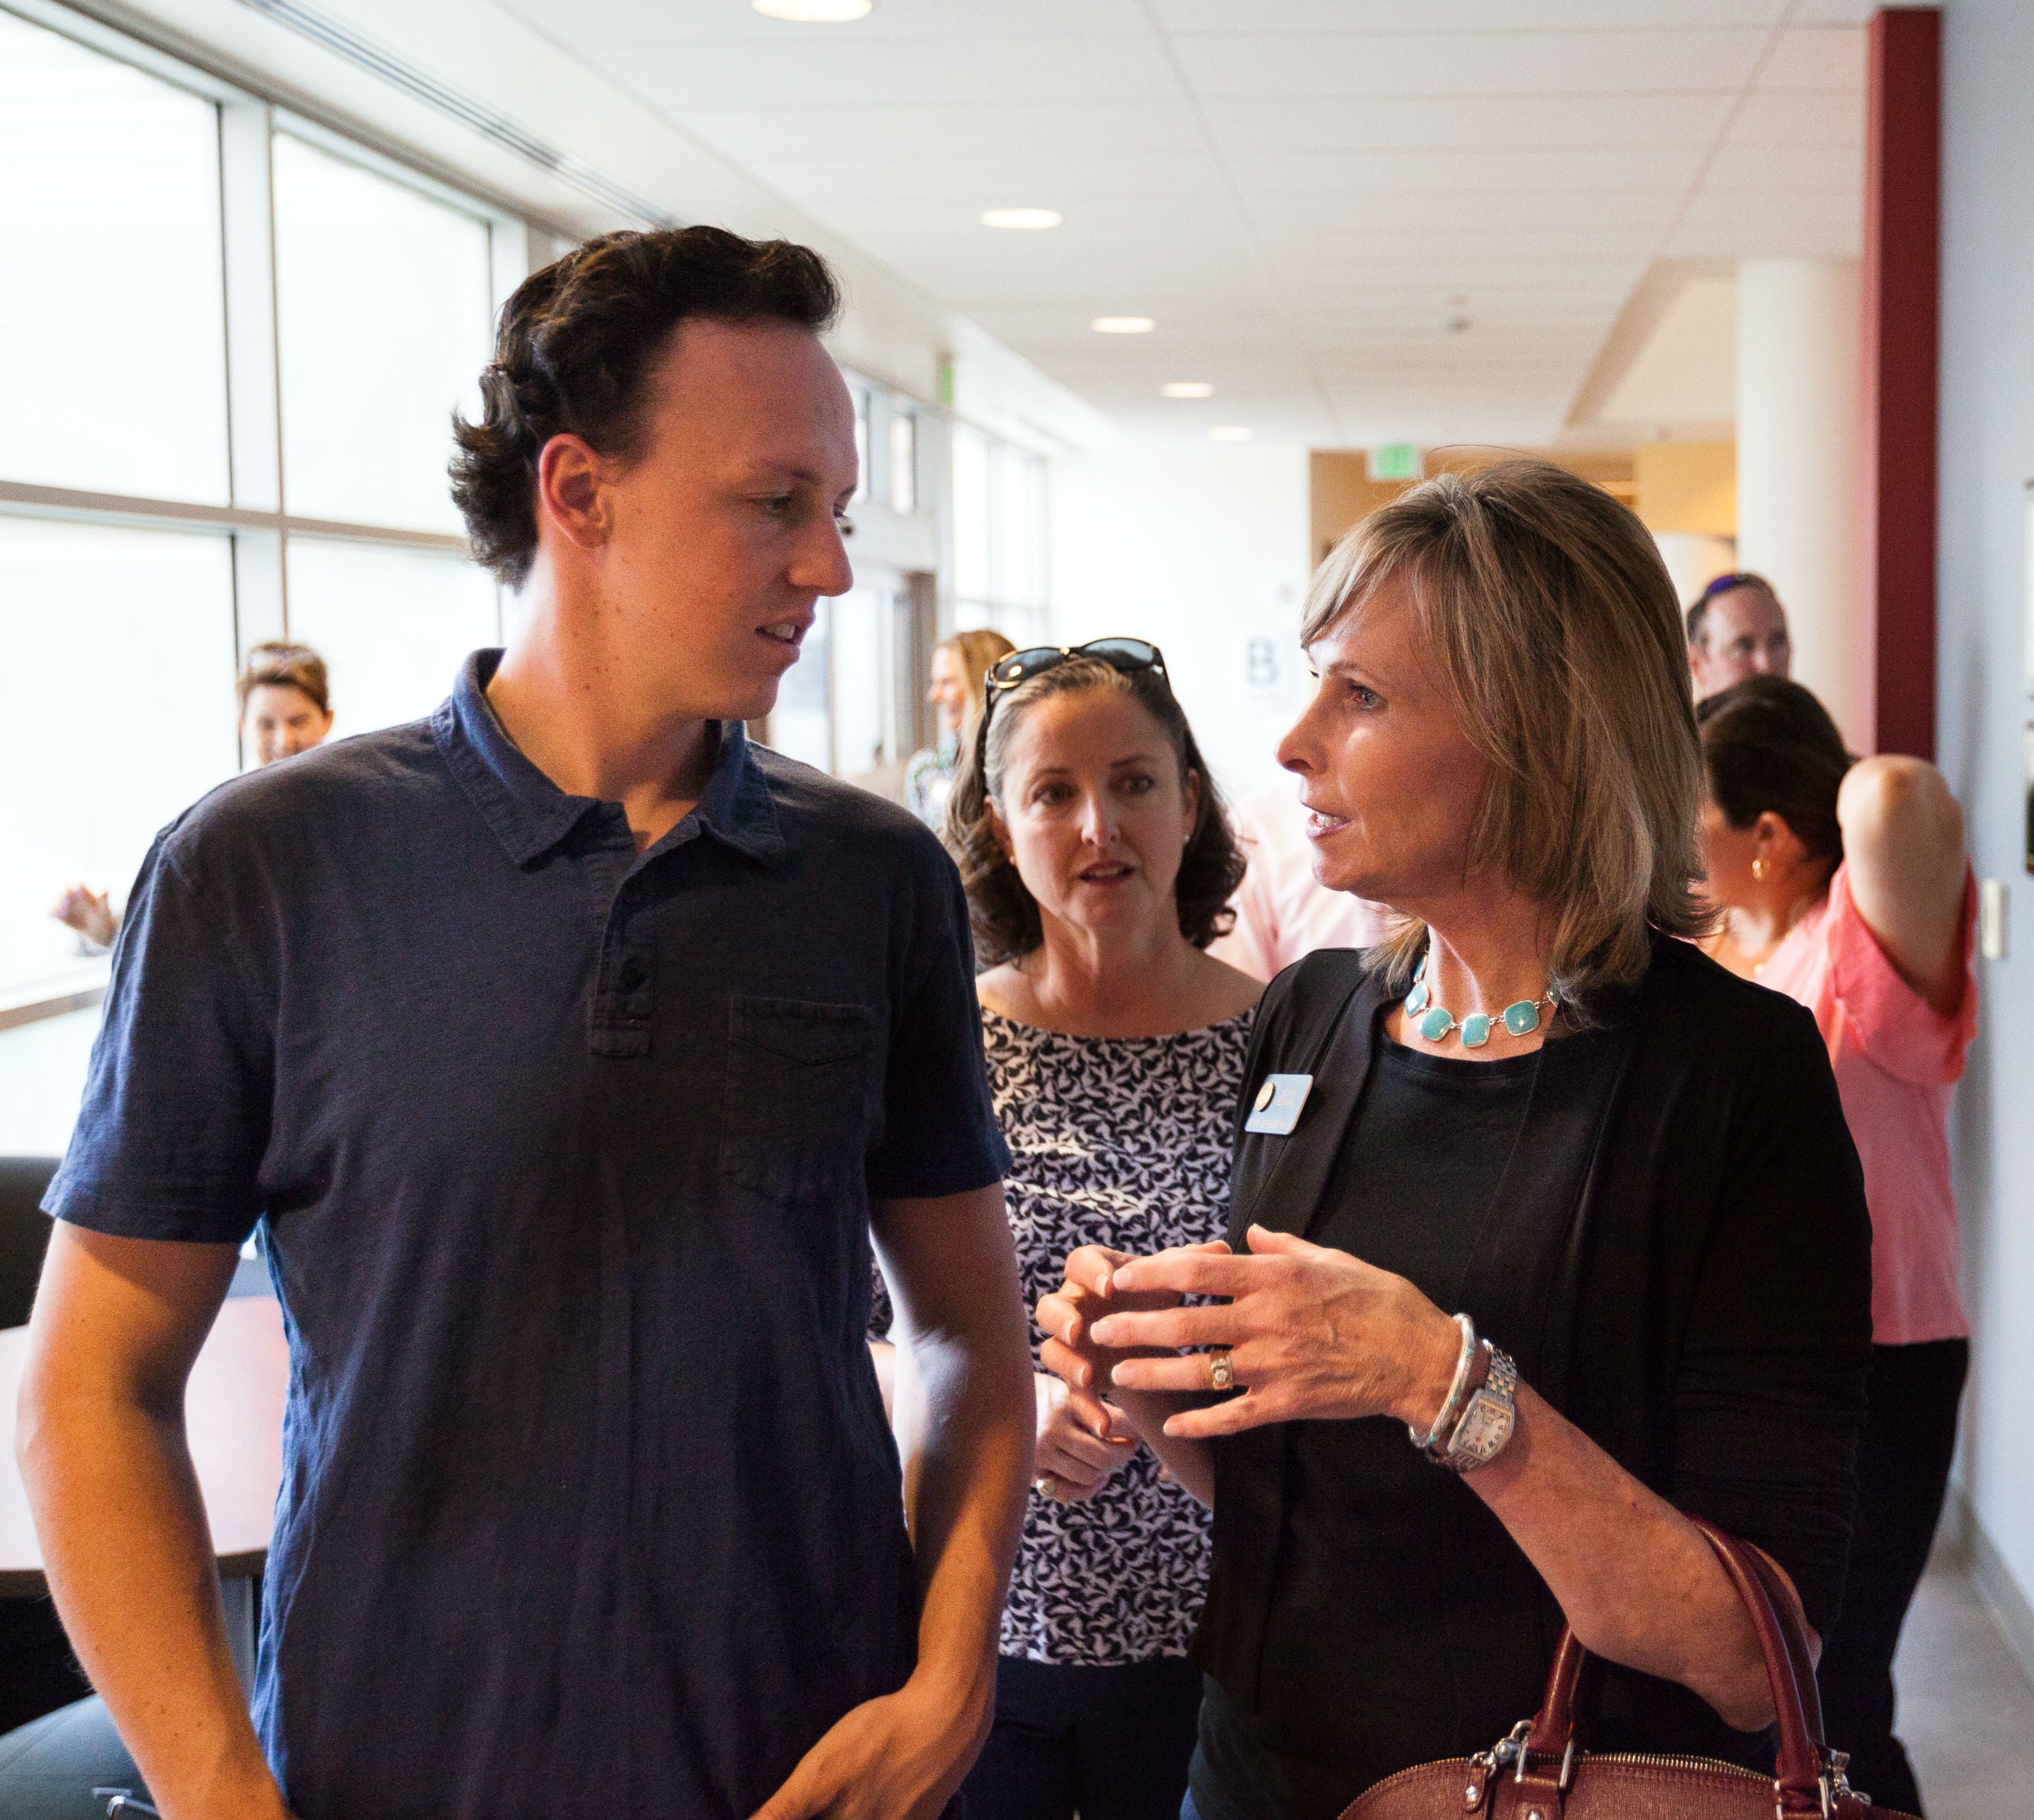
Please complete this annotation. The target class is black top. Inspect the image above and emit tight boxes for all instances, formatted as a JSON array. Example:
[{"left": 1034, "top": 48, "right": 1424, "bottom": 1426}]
[
  {"left": 1189, "top": 941, "right": 1873, "bottom": 1820},
  {"left": 47, "top": 651, "right": 1010, "bottom": 1820},
  {"left": 1199, "top": 1034, "right": 1540, "bottom": 1816}
]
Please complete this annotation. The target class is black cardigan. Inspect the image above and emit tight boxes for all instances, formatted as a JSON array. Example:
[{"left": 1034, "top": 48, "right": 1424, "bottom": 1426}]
[{"left": 1190, "top": 934, "right": 1874, "bottom": 1775}]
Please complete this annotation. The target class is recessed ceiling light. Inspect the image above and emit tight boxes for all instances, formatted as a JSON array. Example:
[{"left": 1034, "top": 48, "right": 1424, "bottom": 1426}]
[
  {"left": 752, "top": 0, "right": 871, "bottom": 19},
  {"left": 980, "top": 207, "right": 1062, "bottom": 231},
  {"left": 1209, "top": 426, "right": 1253, "bottom": 442},
  {"left": 1160, "top": 381, "right": 1214, "bottom": 399},
  {"left": 1091, "top": 315, "right": 1155, "bottom": 334}
]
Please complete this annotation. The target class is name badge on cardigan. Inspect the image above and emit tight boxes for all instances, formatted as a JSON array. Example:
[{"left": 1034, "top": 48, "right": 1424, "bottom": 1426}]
[{"left": 1245, "top": 1073, "right": 1314, "bottom": 1135}]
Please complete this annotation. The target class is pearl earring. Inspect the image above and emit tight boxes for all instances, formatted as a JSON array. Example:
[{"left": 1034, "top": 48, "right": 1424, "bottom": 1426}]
[{"left": 1752, "top": 857, "right": 1766, "bottom": 882}]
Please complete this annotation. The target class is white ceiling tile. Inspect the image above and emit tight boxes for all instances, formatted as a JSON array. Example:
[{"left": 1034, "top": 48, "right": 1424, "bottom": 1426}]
[
  {"left": 1225, "top": 144, "right": 1707, "bottom": 194},
  {"left": 1722, "top": 88, "right": 1865, "bottom": 147},
  {"left": 1245, "top": 188, "right": 1674, "bottom": 232},
  {"left": 1200, "top": 91, "right": 1735, "bottom": 152},
  {"left": 1260, "top": 224, "right": 1663, "bottom": 266},
  {"left": 501, "top": 0, "right": 1153, "bottom": 47},
  {"left": 574, "top": 35, "right": 1177, "bottom": 111},
  {"left": 1702, "top": 140, "right": 1861, "bottom": 188},
  {"left": 1668, "top": 185, "right": 1863, "bottom": 258},
  {"left": 492, "top": 0, "right": 1877, "bottom": 447},
  {"left": 1755, "top": 25, "right": 1868, "bottom": 92},
  {"left": 667, "top": 100, "right": 1207, "bottom": 161},
  {"left": 744, "top": 150, "right": 1228, "bottom": 205},
  {"left": 1170, "top": 29, "right": 1764, "bottom": 100},
  {"left": 1153, "top": 2, "right": 1788, "bottom": 29},
  {"left": 1783, "top": 0, "right": 1890, "bottom": 25}
]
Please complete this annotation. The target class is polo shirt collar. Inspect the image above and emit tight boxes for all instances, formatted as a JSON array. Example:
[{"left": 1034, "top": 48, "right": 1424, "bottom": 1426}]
[{"left": 435, "top": 649, "right": 788, "bottom": 870}]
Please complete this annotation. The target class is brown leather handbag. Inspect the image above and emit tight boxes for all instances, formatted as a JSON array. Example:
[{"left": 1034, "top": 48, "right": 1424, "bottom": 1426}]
[{"left": 1340, "top": 1521, "right": 1913, "bottom": 1820}]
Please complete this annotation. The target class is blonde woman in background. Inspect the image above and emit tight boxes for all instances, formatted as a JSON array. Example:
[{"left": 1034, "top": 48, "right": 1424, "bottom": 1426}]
[
  {"left": 50, "top": 642, "right": 334, "bottom": 951},
  {"left": 906, "top": 627, "right": 1015, "bottom": 828}
]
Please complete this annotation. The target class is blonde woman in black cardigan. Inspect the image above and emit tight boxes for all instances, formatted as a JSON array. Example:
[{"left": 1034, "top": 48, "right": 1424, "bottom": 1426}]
[{"left": 1038, "top": 460, "right": 1873, "bottom": 1820}]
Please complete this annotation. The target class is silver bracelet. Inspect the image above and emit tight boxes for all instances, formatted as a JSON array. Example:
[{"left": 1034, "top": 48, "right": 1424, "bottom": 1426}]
[{"left": 1407, "top": 1313, "right": 1477, "bottom": 1454}]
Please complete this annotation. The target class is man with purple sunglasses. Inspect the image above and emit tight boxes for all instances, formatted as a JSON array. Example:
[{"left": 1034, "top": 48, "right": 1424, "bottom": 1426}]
[{"left": 1687, "top": 571, "right": 1793, "bottom": 700}]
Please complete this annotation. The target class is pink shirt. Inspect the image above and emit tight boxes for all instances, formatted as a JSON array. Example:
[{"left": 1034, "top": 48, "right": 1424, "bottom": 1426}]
[
  {"left": 1209, "top": 788, "right": 1393, "bottom": 983},
  {"left": 1757, "top": 862, "right": 1978, "bottom": 1346}
]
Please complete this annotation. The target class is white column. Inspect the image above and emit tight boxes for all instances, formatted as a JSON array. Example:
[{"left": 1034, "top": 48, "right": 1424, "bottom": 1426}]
[{"left": 1735, "top": 257, "right": 1870, "bottom": 750}]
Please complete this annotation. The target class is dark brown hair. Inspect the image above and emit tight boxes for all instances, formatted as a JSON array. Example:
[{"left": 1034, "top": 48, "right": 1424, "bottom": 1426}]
[
  {"left": 1697, "top": 674, "right": 1852, "bottom": 866},
  {"left": 237, "top": 641, "right": 330, "bottom": 714},
  {"left": 450, "top": 227, "right": 841, "bottom": 587},
  {"left": 946, "top": 657, "right": 1245, "bottom": 966}
]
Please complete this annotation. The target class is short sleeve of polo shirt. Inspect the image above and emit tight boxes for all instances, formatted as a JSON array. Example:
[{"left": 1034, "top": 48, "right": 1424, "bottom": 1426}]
[
  {"left": 46, "top": 829, "right": 273, "bottom": 1247},
  {"left": 862, "top": 841, "right": 1009, "bottom": 1202}
]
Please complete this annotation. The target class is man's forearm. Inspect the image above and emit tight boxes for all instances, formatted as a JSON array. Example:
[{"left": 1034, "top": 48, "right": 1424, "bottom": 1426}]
[{"left": 20, "top": 1387, "right": 286, "bottom": 1819}]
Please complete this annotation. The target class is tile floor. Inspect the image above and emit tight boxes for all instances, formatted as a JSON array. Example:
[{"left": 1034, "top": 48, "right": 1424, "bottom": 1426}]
[{"left": 1895, "top": 1566, "right": 2034, "bottom": 1815}]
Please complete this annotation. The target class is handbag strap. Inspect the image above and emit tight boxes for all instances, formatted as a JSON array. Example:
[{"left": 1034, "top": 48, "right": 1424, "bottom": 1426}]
[{"left": 1516, "top": 1520, "right": 1845, "bottom": 1816}]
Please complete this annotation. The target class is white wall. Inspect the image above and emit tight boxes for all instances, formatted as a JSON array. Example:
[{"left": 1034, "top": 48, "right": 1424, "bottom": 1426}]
[
  {"left": 1938, "top": 0, "right": 2034, "bottom": 1659},
  {"left": 1048, "top": 446, "right": 1312, "bottom": 815}
]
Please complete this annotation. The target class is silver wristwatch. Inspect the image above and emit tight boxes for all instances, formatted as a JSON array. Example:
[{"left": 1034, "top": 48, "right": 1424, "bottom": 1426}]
[{"left": 1442, "top": 1344, "right": 1518, "bottom": 1473}]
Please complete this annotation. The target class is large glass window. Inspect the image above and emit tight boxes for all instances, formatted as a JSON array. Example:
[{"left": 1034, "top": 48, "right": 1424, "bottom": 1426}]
[
  {"left": 273, "top": 133, "right": 492, "bottom": 533},
  {"left": 0, "top": 517, "right": 238, "bottom": 1000},
  {"left": 951, "top": 425, "right": 1047, "bottom": 648},
  {"left": 0, "top": 8, "right": 517, "bottom": 1154},
  {"left": 286, "top": 539, "right": 501, "bottom": 736},
  {"left": 0, "top": 8, "right": 229, "bottom": 503}
]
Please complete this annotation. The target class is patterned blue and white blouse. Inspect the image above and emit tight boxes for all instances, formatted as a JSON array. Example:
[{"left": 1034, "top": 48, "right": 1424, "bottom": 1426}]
[{"left": 986, "top": 1005, "right": 1253, "bottom": 1664}]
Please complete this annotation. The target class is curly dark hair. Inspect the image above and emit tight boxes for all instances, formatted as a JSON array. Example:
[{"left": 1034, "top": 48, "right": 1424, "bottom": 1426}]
[
  {"left": 946, "top": 655, "right": 1246, "bottom": 966},
  {"left": 450, "top": 226, "right": 841, "bottom": 587}
]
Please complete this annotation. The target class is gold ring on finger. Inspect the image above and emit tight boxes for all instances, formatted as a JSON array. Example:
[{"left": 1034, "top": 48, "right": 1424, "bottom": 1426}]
[{"left": 1208, "top": 1347, "right": 1235, "bottom": 1392}]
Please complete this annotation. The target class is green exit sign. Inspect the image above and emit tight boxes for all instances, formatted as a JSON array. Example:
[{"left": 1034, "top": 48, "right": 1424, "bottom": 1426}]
[{"left": 1368, "top": 442, "right": 1422, "bottom": 482}]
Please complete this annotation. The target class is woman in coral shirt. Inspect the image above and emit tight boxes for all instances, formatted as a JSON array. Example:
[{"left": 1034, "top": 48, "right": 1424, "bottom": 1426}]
[{"left": 1698, "top": 676, "right": 1975, "bottom": 1818}]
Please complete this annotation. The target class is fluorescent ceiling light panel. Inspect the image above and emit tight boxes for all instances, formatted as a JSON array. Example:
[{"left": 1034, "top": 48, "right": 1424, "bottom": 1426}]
[
  {"left": 751, "top": 0, "right": 872, "bottom": 19},
  {"left": 1092, "top": 316, "right": 1156, "bottom": 334},
  {"left": 1209, "top": 426, "right": 1253, "bottom": 442},
  {"left": 1161, "top": 382, "right": 1215, "bottom": 399},
  {"left": 980, "top": 207, "right": 1062, "bottom": 230}
]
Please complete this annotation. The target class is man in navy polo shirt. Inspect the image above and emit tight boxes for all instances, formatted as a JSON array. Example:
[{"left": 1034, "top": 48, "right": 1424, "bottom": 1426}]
[{"left": 19, "top": 228, "right": 1032, "bottom": 1819}]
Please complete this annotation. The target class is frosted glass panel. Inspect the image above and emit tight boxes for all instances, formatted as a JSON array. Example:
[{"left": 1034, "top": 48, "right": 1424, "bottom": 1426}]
[
  {"left": 0, "top": 519, "right": 238, "bottom": 999},
  {"left": 0, "top": 1006, "right": 103, "bottom": 1158},
  {"left": 953, "top": 428, "right": 991, "bottom": 604},
  {"left": 286, "top": 539, "right": 499, "bottom": 737},
  {"left": 770, "top": 599, "right": 832, "bottom": 772},
  {"left": 273, "top": 135, "right": 492, "bottom": 533},
  {"left": 0, "top": 10, "right": 229, "bottom": 503},
  {"left": 832, "top": 586, "right": 886, "bottom": 779},
  {"left": 997, "top": 449, "right": 1044, "bottom": 609}
]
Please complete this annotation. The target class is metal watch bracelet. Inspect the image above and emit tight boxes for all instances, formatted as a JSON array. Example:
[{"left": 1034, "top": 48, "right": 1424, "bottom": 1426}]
[
  {"left": 1407, "top": 1313, "right": 1478, "bottom": 1454},
  {"left": 1440, "top": 1344, "right": 1519, "bottom": 1473}
]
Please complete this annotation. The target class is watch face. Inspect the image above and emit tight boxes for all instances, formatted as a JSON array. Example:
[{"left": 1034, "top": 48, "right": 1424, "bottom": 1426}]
[{"left": 1450, "top": 1389, "right": 1514, "bottom": 1467}]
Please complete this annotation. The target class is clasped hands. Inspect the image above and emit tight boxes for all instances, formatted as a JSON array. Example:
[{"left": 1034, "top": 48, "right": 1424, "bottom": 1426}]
[{"left": 1035, "top": 1225, "right": 1465, "bottom": 1442}]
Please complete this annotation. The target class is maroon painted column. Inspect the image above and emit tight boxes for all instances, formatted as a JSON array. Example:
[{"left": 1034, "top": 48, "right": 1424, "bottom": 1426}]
[{"left": 1861, "top": 7, "right": 1942, "bottom": 760}]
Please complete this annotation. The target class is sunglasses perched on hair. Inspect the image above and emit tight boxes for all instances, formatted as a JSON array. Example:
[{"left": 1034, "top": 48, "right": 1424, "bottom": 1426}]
[{"left": 977, "top": 638, "right": 1169, "bottom": 741}]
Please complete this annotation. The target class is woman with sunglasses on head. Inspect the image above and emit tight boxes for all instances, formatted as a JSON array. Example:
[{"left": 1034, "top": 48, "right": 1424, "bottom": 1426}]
[
  {"left": 1035, "top": 463, "right": 1874, "bottom": 1820},
  {"left": 1697, "top": 676, "right": 1975, "bottom": 1817},
  {"left": 921, "top": 637, "right": 1258, "bottom": 1820}
]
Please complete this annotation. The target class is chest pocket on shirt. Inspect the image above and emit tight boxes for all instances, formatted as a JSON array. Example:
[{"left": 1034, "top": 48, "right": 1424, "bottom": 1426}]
[{"left": 720, "top": 996, "right": 881, "bottom": 1201}]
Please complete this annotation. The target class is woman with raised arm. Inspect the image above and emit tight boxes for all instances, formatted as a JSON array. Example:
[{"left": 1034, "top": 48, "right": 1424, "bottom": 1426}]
[
  {"left": 1035, "top": 460, "right": 1874, "bottom": 1820},
  {"left": 880, "top": 638, "right": 1258, "bottom": 1820},
  {"left": 1698, "top": 675, "right": 1976, "bottom": 1817}
]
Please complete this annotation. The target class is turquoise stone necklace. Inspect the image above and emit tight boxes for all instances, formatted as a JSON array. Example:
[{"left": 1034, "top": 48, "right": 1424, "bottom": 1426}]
[{"left": 1403, "top": 947, "right": 1557, "bottom": 1050}]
